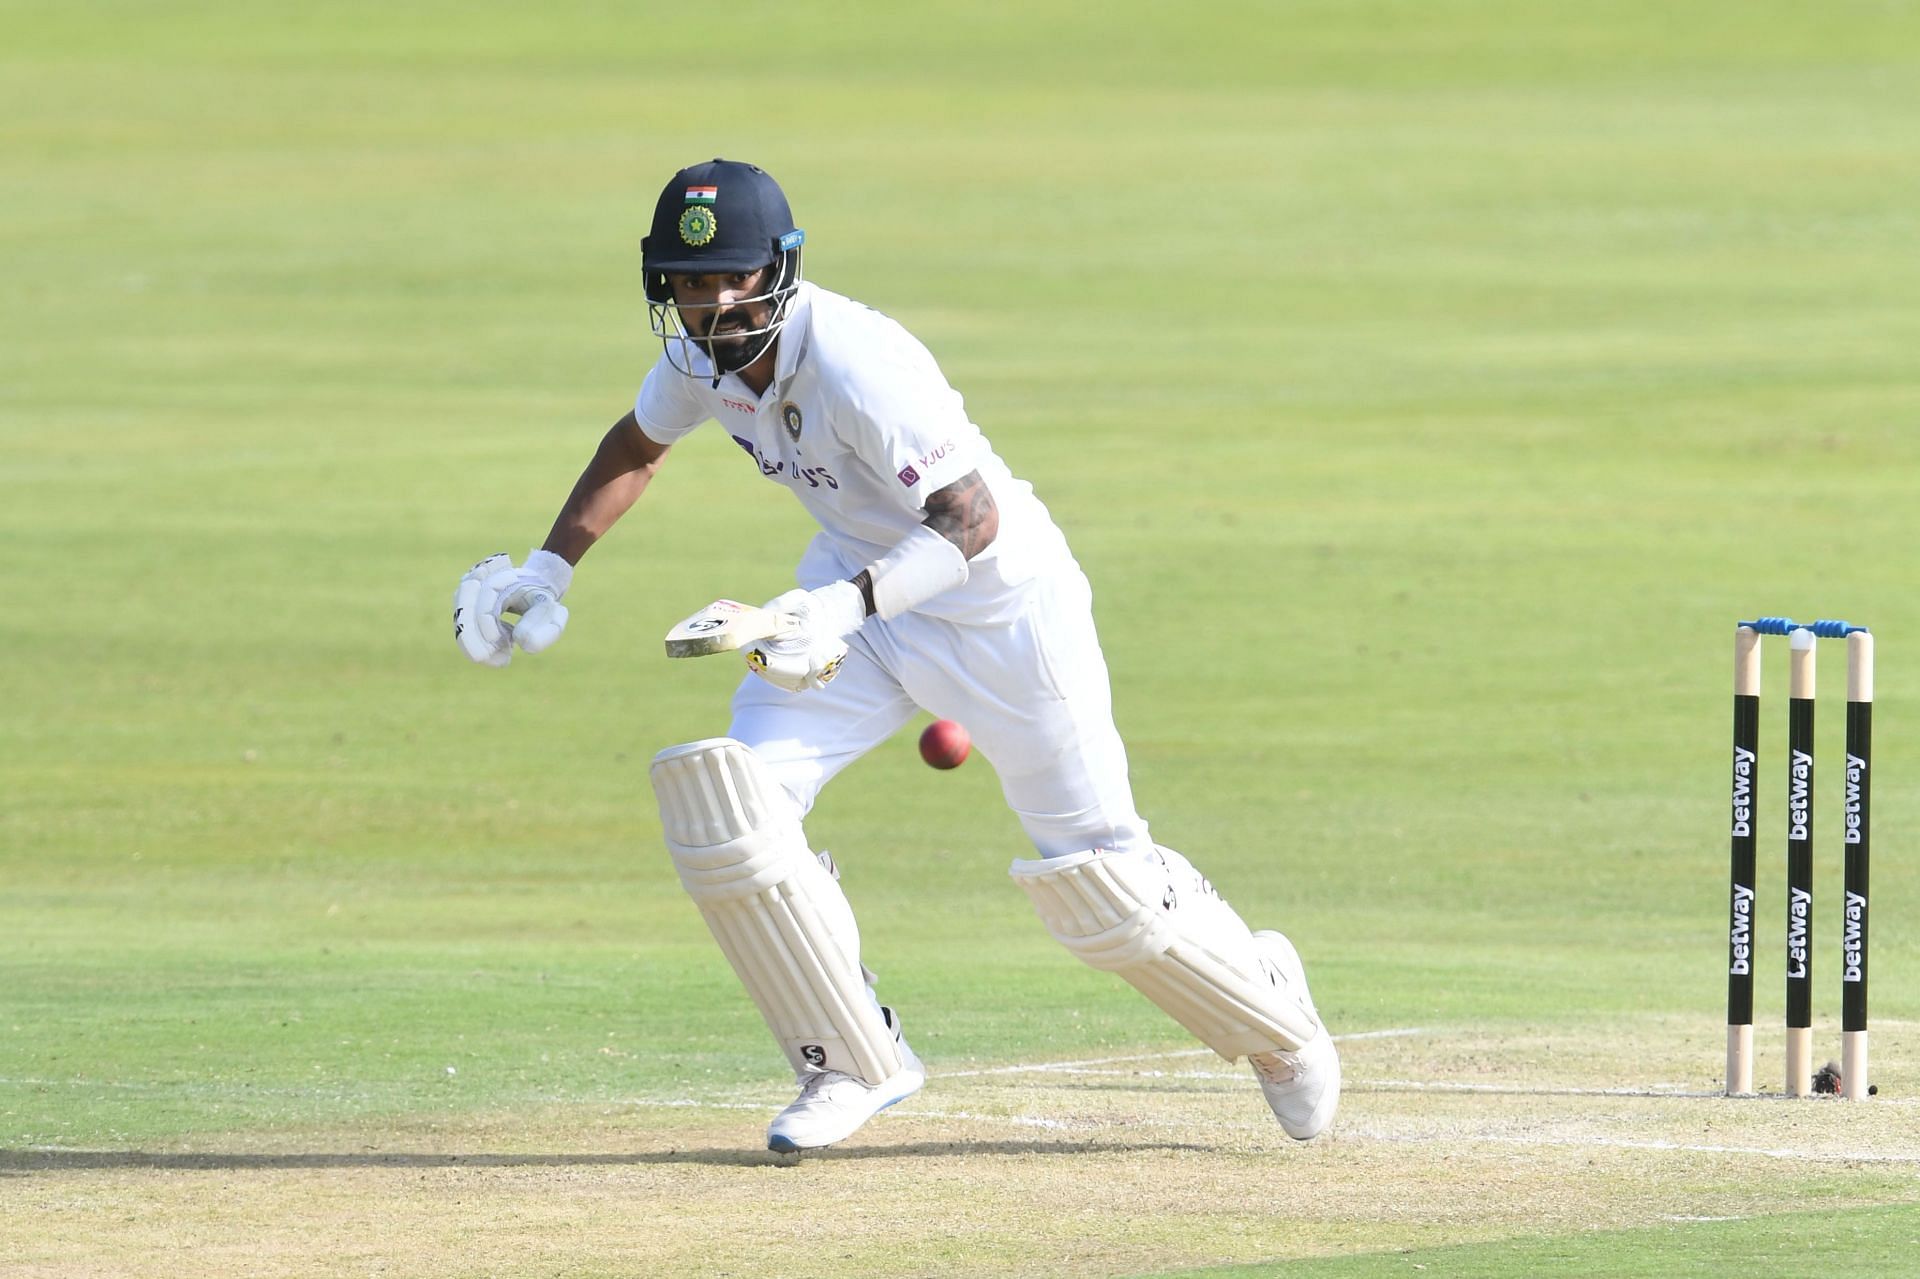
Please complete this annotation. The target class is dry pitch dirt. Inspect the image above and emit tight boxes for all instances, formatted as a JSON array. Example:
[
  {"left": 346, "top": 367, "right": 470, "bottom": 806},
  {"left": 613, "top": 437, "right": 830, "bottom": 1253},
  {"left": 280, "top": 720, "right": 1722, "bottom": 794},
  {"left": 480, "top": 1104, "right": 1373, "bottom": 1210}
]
[{"left": 5, "top": 1019, "right": 1918, "bottom": 1278}]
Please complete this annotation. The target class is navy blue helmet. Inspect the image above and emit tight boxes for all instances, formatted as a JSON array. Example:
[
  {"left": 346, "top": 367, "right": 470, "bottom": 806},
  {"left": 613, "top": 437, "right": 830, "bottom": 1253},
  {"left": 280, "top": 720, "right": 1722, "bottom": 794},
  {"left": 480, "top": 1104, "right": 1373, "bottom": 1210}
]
[{"left": 642, "top": 159, "right": 805, "bottom": 381}]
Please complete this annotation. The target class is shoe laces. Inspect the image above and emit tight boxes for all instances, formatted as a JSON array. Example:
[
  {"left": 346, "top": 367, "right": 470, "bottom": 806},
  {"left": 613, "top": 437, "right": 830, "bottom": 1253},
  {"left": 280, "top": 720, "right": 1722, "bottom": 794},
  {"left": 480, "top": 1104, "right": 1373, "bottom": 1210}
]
[
  {"left": 793, "top": 1070, "right": 861, "bottom": 1104},
  {"left": 1249, "top": 1050, "right": 1302, "bottom": 1086}
]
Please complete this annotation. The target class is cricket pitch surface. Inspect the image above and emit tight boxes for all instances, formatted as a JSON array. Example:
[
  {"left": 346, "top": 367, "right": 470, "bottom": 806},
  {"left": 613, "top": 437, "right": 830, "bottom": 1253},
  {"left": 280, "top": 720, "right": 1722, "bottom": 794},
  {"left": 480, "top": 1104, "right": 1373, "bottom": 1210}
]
[{"left": 6, "top": 1019, "right": 1918, "bottom": 1278}]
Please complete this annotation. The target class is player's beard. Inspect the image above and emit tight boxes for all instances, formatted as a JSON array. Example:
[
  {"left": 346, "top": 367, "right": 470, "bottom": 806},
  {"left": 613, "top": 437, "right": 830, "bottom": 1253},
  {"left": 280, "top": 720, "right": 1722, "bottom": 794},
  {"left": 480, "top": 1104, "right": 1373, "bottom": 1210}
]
[{"left": 698, "top": 313, "right": 761, "bottom": 375}]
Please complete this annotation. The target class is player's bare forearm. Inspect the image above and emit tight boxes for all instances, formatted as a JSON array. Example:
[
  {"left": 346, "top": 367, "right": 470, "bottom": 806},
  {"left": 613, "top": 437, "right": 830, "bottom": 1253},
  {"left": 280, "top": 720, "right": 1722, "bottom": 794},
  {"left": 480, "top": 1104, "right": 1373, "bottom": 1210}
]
[
  {"left": 540, "top": 412, "right": 670, "bottom": 565},
  {"left": 922, "top": 469, "right": 998, "bottom": 560}
]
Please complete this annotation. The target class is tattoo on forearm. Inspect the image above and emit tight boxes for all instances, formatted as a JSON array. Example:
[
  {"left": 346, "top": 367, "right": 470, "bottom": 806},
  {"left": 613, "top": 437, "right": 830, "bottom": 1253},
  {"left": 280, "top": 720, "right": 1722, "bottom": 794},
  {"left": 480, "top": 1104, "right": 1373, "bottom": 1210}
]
[{"left": 923, "top": 470, "right": 999, "bottom": 559}]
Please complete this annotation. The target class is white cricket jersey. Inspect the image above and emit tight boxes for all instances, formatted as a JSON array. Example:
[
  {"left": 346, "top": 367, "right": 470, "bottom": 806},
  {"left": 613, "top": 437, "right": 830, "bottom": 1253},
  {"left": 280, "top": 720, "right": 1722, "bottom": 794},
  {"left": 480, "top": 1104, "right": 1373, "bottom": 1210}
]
[{"left": 633, "top": 282, "right": 1076, "bottom": 624}]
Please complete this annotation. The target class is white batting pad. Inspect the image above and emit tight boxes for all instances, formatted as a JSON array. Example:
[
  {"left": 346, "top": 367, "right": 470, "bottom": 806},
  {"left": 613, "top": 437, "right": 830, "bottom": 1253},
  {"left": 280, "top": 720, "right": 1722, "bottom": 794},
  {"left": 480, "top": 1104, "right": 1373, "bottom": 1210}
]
[
  {"left": 651, "top": 738, "right": 903, "bottom": 1084},
  {"left": 1010, "top": 847, "right": 1319, "bottom": 1058}
]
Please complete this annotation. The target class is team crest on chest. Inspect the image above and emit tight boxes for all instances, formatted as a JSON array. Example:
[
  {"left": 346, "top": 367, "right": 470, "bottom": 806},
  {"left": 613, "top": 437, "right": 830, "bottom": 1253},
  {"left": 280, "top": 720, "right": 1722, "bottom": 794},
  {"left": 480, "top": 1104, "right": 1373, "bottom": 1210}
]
[{"left": 781, "top": 401, "right": 804, "bottom": 442}]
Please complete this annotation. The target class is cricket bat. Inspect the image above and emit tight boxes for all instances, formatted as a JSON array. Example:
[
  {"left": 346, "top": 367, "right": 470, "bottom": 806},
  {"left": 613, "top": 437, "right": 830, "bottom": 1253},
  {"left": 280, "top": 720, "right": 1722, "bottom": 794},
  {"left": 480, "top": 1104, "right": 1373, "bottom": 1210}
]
[{"left": 663, "top": 599, "right": 797, "bottom": 658}]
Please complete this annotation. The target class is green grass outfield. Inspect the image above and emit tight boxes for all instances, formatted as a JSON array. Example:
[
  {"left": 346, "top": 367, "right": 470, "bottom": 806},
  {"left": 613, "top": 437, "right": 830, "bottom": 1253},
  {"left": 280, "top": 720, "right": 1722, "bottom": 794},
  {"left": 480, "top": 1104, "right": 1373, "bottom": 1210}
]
[{"left": 4, "top": 2, "right": 1919, "bottom": 1275}]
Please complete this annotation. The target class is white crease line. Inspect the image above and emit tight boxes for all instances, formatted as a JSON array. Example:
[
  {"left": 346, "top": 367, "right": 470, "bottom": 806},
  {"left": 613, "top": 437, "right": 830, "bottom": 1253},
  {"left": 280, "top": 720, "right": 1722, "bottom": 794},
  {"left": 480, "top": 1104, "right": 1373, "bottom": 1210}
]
[
  {"left": 1359, "top": 1129, "right": 1920, "bottom": 1166},
  {"left": 2, "top": 1029, "right": 1436, "bottom": 1096},
  {"left": 957, "top": 1067, "right": 1242, "bottom": 1082},
  {"left": 891, "top": 1107, "right": 1072, "bottom": 1131},
  {"left": 1358, "top": 1079, "right": 1725, "bottom": 1098},
  {"left": 941, "top": 1049, "right": 1212, "bottom": 1079},
  {"left": 961, "top": 1069, "right": 1917, "bottom": 1105},
  {"left": 935, "top": 1069, "right": 1722, "bottom": 1095},
  {"left": 1359, "top": 1080, "right": 1920, "bottom": 1104},
  {"left": 631, "top": 1097, "right": 1071, "bottom": 1131},
  {"left": 941, "top": 1027, "right": 1428, "bottom": 1079},
  {"left": 633, "top": 1098, "right": 1920, "bottom": 1163}
]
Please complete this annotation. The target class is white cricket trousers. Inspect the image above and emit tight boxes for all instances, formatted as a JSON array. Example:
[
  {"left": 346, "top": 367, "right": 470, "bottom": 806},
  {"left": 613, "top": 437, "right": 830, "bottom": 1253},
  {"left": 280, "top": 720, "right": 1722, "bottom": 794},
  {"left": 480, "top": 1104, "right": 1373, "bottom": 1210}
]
[{"left": 728, "top": 566, "right": 1153, "bottom": 859}]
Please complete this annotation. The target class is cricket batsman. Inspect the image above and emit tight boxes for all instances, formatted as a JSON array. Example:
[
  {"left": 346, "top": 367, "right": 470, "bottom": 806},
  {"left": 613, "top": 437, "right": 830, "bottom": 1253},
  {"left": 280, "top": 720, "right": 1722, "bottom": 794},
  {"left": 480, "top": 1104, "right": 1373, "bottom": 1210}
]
[{"left": 453, "top": 158, "right": 1340, "bottom": 1151}]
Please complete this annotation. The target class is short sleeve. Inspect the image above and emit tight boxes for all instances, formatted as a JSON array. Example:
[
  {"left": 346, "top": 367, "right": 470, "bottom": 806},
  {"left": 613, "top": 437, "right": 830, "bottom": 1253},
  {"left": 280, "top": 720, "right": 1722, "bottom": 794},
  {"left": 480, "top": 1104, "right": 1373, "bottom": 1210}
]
[
  {"left": 837, "top": 336, "right": 983, "bottom": 506},
  {"left": 633, "top": 356, "right": 710, "bottom": 444}
]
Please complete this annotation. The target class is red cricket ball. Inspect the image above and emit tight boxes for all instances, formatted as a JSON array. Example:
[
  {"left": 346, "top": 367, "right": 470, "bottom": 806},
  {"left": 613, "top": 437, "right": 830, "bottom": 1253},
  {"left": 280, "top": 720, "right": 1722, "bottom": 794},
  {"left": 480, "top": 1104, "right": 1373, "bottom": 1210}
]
[{"left": 919, "top": 718, "right": 971, "bottom": 769}]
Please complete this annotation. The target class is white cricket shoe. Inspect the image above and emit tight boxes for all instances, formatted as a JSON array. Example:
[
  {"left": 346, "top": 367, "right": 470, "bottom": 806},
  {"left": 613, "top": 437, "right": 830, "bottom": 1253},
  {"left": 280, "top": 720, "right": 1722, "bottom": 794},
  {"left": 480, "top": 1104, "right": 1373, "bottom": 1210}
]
[
  {"left": 1246, "top": 930, "right": 1341, "bottom": 1141},
  {"left": 766, "top": 1011, "right": 925, "bottom": 1153}
]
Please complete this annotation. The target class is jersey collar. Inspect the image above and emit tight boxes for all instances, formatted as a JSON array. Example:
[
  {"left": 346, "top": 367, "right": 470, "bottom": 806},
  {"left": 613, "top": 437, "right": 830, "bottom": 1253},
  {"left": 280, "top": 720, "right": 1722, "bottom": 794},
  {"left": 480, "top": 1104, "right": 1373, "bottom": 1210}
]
[{"left": 771, "top": 282, "right": 816, "bottom": 388}]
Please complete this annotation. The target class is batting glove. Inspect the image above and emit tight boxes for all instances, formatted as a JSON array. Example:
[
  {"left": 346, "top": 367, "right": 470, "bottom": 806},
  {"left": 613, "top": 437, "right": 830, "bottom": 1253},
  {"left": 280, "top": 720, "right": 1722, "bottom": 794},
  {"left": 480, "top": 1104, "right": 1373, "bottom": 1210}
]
[
  {"left": 451, "top": 549, "right": 573, "bottom": 666},
  {"left": 500, "top": 549, "right": 572, "bottom": 654},
  {"left": 743, "top": 581, "right": 866, "bottom": 693}
]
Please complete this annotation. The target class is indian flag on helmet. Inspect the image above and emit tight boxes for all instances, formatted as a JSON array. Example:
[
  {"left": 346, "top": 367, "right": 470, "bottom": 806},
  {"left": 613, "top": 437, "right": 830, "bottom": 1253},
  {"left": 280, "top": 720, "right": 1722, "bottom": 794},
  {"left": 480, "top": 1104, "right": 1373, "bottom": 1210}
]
[{"left": 684, "top": 186, "right": 718, "bottom": 204}]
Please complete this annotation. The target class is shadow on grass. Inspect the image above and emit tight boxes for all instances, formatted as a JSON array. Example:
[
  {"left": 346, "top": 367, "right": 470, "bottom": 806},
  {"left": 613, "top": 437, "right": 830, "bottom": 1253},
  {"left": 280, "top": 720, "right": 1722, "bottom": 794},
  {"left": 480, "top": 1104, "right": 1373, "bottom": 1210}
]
[{"left": 0, "top": 1137, "right": 1213, "bottom": 1174}]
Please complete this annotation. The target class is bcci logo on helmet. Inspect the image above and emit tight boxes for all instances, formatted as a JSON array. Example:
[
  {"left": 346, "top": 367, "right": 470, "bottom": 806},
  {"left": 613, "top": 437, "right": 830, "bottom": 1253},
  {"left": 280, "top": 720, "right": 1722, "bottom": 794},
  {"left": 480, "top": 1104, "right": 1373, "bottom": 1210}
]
[{"left": 678, "top": 205, "right": 717, "bottom": 247}]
